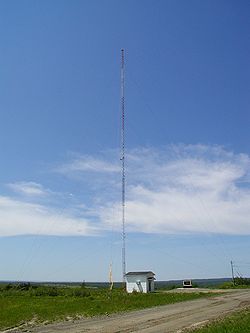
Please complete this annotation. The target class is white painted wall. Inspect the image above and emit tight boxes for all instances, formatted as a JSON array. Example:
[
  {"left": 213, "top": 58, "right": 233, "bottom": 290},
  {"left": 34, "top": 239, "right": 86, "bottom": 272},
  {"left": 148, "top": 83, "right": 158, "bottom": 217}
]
[{"left": 125, "top": 273, "right": 155, "bottom": 293}]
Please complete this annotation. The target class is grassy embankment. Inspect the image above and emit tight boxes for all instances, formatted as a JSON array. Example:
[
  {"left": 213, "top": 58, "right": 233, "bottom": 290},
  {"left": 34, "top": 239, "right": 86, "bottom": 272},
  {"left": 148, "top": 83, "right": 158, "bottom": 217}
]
[
  {"left": 0, "top": 283, "right": 213, "bottom": 330},
  {"left": 188, "top": 279, "right": 250, "bottom": 332},
  {"left": 189, "top": 308, "right": 250, "bottom": 333},
  {"left": 218, "top": 277, "right": 250, "bottom": 290}
]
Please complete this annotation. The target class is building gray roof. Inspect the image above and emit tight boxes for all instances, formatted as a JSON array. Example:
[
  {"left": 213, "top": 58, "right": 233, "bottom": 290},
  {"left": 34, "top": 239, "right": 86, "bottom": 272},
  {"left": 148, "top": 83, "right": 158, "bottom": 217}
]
[{"left": 125, "top": 271, "right": 155, "bottom": 276}]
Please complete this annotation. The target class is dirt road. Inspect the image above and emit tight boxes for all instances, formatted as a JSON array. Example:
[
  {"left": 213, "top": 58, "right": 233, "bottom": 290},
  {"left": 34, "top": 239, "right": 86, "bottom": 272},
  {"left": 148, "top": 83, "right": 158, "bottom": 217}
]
[{"left": 7, "top": 290, "right": 250, "bottom": 333}]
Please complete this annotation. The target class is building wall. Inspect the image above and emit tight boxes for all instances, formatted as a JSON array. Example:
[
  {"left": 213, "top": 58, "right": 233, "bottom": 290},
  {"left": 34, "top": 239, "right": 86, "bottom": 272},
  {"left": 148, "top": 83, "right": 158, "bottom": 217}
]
[
  {"left": 126, "top": 274, "right": 154, "bottom": 293},
  {"left": 126, "top": 281, "right": 147, "bottom": 293}
]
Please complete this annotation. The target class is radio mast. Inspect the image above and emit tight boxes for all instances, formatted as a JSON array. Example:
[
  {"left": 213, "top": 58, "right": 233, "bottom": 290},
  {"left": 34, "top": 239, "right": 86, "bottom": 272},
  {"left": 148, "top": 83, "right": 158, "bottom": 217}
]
[{"left": 121, "top": 49, "right": 126, "bottom": 282}]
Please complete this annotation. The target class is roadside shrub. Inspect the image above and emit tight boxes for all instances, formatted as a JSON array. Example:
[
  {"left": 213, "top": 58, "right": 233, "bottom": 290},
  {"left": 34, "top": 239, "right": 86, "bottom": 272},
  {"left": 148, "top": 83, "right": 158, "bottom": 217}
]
[
  {"left": 219, "top": 282, "right": 234, "bottom": 289},
  {"left": 31, "top": 287, "right": 46, "bottom": 296},
  {"left": 17, "top": 283, "right": 31, "bottom": 291},
  {"left": 47, "top": 287, "right": 59, "bottom": 296},
  {"left": 3, "top": 284, "right": 13, "bottom": 291},
  {"left": 73, "top": 289, "right": 90, "bottom": 297},
  {"left": 31, "top": 286, "right": 60, "bottom": 296},
  {"left": 234, "top": 277, "right": 250, "bottom": 286},
  {"left": 219, "top": 279, "right": 250, "bottom": 289}
]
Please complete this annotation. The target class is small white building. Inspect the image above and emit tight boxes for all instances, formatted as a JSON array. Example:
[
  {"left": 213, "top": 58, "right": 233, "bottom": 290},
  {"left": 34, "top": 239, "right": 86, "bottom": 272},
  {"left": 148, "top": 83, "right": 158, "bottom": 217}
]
[
  {"left": 183, "top": 280, "right": 193, "bottom": 288},
  {"left": 125, "top": 271, "right": 155, "bottom": 293}
]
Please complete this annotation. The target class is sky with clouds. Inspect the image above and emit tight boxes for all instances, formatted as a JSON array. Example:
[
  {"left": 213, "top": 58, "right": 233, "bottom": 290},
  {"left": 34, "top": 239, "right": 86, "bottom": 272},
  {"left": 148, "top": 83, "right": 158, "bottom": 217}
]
[{"left": 0, "top": 0, "right": 249, "bottom": 282}]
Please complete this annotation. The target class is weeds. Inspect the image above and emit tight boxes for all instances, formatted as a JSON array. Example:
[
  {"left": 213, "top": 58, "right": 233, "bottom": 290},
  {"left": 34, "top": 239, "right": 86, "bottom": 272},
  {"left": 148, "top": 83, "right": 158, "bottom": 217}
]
[
  {"left": 0, "top": 285, "right": 213, "bottom": 330},
  {"left": 188, "top": 308, "right": 250, "bottom": 332}
]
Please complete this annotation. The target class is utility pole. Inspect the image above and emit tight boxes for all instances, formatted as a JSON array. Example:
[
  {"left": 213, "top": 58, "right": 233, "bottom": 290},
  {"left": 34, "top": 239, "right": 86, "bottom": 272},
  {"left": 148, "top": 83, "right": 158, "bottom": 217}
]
[
  {"left": 231, "top": 260, "right": 235, "bottom": 285},
  {"left": 120, "top": 49, "right": 126, "bottom": 283}
]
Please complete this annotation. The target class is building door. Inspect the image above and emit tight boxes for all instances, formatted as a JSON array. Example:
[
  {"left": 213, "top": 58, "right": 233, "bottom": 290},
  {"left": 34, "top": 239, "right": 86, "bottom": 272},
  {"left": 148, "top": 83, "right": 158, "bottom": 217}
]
[{"left": 148, "top": 279, "right": 151, "bottom": 292}]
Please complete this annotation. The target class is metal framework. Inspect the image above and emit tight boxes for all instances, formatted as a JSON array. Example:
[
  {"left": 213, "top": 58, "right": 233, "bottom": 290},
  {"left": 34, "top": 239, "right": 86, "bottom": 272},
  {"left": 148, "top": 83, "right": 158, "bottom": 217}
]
[
  {"left": 231, "top": 260, "right": 235, "bottom": 285},
  {"left": 120, "top": 49, "right": 126, "bottom": 282}
]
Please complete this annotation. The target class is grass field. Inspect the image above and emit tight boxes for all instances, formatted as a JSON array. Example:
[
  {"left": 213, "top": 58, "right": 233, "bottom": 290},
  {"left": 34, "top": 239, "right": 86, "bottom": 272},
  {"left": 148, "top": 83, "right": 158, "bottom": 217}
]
[
  {"left": 189, "top": 308, "right": 250, "bottom": 333},
  {"left": 0, "top": 284, "right": 213, "bottom": 330}
]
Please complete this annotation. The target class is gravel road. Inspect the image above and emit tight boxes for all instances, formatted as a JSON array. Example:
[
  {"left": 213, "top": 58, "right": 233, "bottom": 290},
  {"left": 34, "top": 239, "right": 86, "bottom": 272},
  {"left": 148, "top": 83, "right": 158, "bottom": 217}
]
[{"left": 5, "top": 289, "right": 250, "bottom": 333}]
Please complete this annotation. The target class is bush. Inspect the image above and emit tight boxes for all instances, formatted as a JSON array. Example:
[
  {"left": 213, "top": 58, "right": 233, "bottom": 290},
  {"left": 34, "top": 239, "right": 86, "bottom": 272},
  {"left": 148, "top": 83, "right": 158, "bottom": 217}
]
[
  {"left": 219, "top": 282, "right": 234, "bottom": 289},
  {"left": 73, "top": 289, "right": 90, "bottom": 297},
  {"left": 30, "top": 286, "right": 60, "bottom": 296},
  {"left": 219, "top": 279, "right": 250, "bottom": 289},
  {"left": 234, "top": 277, "right": 250, "bottom": 286},
  {"left": 3, "top": 284, "right": 13, "bottom": 291},
  {"left": 17, "top": 283, "right": 31, "bottom": 291},
  {"left": 47, "top": 287, "right": 59, "bottom": 296}
]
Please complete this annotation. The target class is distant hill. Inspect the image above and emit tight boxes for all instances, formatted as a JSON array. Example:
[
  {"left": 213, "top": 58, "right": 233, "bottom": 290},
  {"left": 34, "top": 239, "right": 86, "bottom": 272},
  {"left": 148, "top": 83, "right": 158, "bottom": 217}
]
[
  {"left": 0, "top": 277, "right": 233, "bottom": 289},
  {"left": 155, "top": 278, "right": 232, "bottom": 289}
]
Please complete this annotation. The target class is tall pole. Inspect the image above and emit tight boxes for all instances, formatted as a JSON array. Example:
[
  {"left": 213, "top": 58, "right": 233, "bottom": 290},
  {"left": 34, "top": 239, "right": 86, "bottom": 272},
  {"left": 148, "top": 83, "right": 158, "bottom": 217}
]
[
  {"left": 231, "top": 260, "right": 235, "bottom": 285},
  {"left": 121, "top": 49, "right": 126, "bottom": 282}
]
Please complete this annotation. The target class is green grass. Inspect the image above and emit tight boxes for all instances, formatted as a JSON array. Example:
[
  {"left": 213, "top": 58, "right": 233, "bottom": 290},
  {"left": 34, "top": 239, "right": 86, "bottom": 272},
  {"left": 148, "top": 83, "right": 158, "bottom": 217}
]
[
  {"left": 0, "top": 285, "right": 213, "bottom": 330},
  {"left": 188, "top": 308, "right": 250, "bottom": 333},
  {"left": 219, "top": 282, "right": 250, "bottom": 289},
  {"left": 218, "top": 277, "right": 250, "bottom": 289}
]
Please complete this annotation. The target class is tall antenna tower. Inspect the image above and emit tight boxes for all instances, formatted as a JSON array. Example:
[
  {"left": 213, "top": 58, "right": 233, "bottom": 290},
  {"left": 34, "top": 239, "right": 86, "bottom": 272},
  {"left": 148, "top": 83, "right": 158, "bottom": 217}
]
[{"left": 120, "top": 49, "right": 126, "bottom": 282}]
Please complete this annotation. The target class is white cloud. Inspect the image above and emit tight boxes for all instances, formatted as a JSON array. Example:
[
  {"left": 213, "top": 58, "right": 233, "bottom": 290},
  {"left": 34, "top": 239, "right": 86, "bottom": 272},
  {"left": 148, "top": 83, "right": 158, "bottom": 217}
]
[
  {"left": 7, "top": 182, "right": 49, "bottom": 196},
  {"left": 96, "top": 145, "right": 250, "bottom": 235},
  {"left": 1, "top": 145, "right": 250, "bottom": 237},
  {"left": 57, "top": 155, "right": 120, "bottom": 174},
  {"left": 0, "top": 195, "right": 96, "bottom": 237}
]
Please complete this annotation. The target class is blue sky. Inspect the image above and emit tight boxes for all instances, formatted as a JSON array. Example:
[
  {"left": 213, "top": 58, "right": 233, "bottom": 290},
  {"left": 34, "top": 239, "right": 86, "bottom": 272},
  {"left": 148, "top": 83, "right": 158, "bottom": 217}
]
[{"left": 0, "top": 0, "right": 250, "bottom": 282}]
